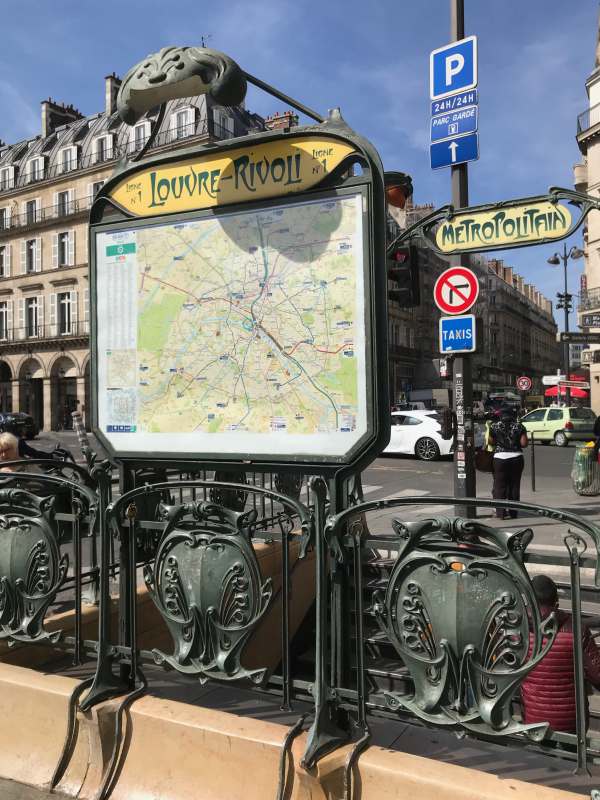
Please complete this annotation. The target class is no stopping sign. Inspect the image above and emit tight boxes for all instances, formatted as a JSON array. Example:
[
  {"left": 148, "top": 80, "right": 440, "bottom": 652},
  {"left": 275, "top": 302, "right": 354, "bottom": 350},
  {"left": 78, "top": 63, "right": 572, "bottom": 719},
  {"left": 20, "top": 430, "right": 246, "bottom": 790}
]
[{"left": 434, "top": 266, "right": 479, "bottom": 315}]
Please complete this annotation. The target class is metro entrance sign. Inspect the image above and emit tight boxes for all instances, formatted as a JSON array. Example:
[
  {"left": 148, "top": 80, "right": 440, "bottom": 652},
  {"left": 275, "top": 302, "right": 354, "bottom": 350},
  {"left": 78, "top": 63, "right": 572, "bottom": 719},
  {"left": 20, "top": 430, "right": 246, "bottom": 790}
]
[
  {"left": 88, "top": 47, "right": 391, "bottom": 472},
  {"left": 433, "top": 266, "right": 479, "bottom": 315}
]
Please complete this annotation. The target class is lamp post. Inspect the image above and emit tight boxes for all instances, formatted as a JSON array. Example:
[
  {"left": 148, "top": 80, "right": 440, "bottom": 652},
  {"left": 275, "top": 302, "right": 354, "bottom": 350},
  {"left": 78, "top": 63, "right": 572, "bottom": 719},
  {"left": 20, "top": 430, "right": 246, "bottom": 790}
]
[{"left": 547, "top": 244, "right": 584, "bottom": 405}]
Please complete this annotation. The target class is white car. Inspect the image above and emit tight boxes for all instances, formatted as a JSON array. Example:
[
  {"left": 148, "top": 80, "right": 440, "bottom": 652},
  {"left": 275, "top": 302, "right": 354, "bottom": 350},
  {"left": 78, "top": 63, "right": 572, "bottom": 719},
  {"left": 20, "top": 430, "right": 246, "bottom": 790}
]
[{"left": 384, "top": 410, "right": 454, "bottom": 461}]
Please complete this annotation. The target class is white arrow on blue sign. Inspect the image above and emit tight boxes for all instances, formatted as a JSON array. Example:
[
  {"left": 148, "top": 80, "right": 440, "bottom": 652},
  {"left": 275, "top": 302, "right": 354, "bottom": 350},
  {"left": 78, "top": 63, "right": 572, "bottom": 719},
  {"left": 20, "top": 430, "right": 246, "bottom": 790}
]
[
  {"left": 430, "top": 132, "right": 479, "bottom": 170},
  {"left": 439, "top": 314, "right": 476, "bottom": 354},
  {"left": 430, "top": 36, "right": 478, "bottom": 100},
  {"left": 431, "top": 105, "right": 477, "bottom": 143}
]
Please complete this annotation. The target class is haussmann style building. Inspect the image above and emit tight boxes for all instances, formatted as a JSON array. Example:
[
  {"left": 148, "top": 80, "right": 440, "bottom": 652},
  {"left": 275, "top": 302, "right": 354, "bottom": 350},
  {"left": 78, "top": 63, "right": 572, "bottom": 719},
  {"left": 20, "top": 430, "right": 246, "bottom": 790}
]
[{"left": 0, "top": 73, "right": 263, "bottom": 431}]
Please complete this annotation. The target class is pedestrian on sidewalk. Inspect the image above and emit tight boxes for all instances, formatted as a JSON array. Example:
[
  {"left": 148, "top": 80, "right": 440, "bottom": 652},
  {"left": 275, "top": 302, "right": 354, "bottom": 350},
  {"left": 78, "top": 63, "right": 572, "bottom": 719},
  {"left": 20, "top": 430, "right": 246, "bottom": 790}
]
[
  {"left": 521, "top": 575, "right": 600, "bottom": 732},
  {"left": 488, "top": 403, "right": 528, "bottom": 519}
]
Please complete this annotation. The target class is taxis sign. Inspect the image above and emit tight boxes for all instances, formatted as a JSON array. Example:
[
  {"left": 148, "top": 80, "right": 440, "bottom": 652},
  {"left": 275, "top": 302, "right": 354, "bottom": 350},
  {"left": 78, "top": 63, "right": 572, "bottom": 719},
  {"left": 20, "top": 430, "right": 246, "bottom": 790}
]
[
  {"left": 435, "top": 200, "right": 572, "bottom": 254},
  {"left": 108, "top": 136, "right": 356, "bottom": 216}
]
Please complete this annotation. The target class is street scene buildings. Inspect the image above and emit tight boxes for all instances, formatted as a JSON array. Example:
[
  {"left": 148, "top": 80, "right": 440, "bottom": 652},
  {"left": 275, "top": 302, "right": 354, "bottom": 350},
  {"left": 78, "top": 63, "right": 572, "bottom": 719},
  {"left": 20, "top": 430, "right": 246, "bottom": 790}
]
[
  {"left": 0, "top": 78, "right": 562, "bottom": 431},
  {"left": 388, "top": 204, "right": 559, "bottom": 408},
  {"left": 0, "top": 73, "right": 262, "bottom": 430},
  {"left": 2, "top": 5, "right": 600, "bottom": 800}
]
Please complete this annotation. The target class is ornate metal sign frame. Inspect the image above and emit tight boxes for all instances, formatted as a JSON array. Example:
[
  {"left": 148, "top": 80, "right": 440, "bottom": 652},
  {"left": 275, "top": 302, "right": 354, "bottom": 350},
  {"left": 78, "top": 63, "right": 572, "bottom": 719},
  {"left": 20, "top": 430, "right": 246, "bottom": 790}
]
[
  {"left": 89, "top": 118, "right": 390, "bottom": 475},
  {"left": 389, "top": 187, "right": 600, "bottom": 256}
]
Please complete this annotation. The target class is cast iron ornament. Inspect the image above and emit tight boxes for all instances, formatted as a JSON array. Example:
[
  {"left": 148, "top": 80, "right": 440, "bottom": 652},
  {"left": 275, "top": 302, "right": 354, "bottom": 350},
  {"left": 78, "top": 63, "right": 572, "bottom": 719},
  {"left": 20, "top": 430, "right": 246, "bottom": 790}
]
[
  {"left": 144, "top": 499, "right": 272, "bottom": 684},
  {"left": 0, "top": 489, "right": 68, "bottom": 643},
  {"left": 373, "top": 516, "right": 558, "bottom": 739},
  {"left": 117, "top": 46, "right": 247, "bottom": 126}
]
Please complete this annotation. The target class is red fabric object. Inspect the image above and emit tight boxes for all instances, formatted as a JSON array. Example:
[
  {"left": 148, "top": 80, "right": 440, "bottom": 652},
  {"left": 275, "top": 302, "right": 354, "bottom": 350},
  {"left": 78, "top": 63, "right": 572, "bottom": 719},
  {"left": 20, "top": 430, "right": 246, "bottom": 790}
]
[{"left": 521, "top": 610, "right": 600, "bottom": 732}]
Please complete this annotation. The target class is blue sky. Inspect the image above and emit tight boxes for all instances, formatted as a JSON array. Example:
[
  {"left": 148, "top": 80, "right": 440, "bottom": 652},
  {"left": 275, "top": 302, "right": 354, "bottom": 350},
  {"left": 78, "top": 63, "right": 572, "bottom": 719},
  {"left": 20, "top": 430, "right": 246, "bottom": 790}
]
[{"left": 0, "top": 0, "right": 597, "bottom": 321}]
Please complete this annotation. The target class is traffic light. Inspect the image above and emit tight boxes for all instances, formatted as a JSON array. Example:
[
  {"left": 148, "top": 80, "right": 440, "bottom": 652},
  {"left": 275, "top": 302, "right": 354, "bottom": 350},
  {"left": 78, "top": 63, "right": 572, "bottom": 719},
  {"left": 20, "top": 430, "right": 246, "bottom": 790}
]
[{"left": 387, "top": 245, "right": 420, "bottom": 307}]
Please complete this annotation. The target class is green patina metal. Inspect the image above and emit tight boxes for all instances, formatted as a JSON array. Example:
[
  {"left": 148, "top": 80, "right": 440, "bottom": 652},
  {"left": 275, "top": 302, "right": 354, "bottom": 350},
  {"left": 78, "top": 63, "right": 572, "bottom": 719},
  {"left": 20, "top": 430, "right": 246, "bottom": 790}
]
[
  {"left": 389, "top": 186, "right": 600, "bottom": 257},
  {"left": 374, "top": 516, "right": 557, "bottom": 738}
]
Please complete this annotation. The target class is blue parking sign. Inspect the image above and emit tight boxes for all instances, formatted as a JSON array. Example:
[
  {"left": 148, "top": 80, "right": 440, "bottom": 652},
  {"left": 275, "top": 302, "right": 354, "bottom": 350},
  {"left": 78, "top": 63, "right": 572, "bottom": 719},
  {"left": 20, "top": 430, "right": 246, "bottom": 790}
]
[{"left": 430, "top": 36, "right": 478, "bottom": 100}]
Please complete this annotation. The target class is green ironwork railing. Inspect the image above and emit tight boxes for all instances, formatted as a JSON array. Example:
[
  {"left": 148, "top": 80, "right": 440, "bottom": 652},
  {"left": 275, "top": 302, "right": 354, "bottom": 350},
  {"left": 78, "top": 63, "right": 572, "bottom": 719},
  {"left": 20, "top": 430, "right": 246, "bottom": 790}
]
[{"left": 0, "top": 463, "right": 598, "bottom": 799}]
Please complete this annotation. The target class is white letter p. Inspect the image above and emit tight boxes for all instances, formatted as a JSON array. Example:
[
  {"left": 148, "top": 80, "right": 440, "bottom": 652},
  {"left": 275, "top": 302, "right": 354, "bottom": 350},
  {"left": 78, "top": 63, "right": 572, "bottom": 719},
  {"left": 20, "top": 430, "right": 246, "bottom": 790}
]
[{"left": 445, "top": 54, "right": 464, "bottom": 86}]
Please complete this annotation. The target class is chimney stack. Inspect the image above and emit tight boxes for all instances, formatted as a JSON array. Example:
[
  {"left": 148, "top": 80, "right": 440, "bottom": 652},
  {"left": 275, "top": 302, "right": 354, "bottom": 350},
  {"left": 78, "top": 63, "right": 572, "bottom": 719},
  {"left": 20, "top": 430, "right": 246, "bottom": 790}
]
[
  {"left": 264, "top": 110, "right": 299, "bottom": 132},
  {"left": 105, "top": 73, "right": 122, "bottom": 116},
  {"left": 41, "top": 98, "right": 83, "bottom": 138}
]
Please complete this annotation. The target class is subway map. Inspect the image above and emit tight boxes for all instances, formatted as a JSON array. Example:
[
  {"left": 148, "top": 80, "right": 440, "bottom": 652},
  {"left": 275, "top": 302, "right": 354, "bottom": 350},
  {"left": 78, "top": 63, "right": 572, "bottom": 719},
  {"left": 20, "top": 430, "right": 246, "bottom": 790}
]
[{"left": 96, "top": 193, "right": 367, "bottom": 456}]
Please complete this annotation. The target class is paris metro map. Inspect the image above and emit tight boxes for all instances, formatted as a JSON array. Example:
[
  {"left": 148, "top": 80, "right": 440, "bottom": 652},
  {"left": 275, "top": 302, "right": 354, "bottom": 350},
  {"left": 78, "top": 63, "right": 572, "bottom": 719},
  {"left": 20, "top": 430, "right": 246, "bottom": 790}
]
[{"left": 95, "top": 192, "right": 368, "bottom": 457}]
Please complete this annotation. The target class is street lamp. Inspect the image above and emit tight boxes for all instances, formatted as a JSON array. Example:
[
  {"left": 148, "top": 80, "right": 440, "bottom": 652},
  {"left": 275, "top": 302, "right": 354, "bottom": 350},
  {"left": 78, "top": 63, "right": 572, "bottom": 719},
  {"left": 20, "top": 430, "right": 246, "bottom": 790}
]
[{"left": 547, "top": 244, "right": 584, "bottom": 405}]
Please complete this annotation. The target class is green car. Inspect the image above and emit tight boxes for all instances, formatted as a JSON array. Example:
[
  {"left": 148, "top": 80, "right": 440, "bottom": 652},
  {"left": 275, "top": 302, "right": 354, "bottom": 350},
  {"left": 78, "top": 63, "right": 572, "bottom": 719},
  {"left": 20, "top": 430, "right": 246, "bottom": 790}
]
[{"left": 520, "top": 406, "right": 596, "bottom": 447}]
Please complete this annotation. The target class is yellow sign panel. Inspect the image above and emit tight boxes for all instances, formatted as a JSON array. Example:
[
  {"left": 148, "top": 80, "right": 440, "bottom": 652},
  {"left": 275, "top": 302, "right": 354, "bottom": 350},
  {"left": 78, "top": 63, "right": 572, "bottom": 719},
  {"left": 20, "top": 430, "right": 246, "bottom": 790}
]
[
  {"left": 109, "top": 137, "right": 356, "bottom": 216},
  {"left": 435, "top": 201, "right": 572, "bottom": 253}
]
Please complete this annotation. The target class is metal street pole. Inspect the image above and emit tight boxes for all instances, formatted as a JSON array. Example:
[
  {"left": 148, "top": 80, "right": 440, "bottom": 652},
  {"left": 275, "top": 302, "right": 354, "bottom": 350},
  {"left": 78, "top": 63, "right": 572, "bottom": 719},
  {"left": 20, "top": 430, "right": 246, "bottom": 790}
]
[
  {"left": 562, "top": 244, "right": 572, "bottom": 406},
  {"left": 451, "top": 0, "right": 476, "bottom": 518}
]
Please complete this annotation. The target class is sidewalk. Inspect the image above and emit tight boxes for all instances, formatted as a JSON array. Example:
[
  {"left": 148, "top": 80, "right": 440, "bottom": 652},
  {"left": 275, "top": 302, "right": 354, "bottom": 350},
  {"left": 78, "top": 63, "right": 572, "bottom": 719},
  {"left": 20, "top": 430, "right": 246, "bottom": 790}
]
[{"left": 0, "top": 779, "right": 62, "bottom": 799}]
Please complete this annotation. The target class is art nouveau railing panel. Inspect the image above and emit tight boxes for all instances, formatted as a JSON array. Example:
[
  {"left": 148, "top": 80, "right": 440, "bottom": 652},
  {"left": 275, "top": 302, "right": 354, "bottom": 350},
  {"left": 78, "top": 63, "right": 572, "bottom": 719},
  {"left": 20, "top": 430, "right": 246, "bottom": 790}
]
[{"left": 304, "top": 490, "right": 600, "bottom": 787}]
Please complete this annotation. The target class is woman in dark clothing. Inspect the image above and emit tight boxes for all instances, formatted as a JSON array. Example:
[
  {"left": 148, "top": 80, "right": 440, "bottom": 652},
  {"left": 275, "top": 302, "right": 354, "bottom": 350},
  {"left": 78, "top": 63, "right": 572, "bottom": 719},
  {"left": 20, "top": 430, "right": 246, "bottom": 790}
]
[{"left": 488, "top": 403, "right": 528, "bottom": 519}]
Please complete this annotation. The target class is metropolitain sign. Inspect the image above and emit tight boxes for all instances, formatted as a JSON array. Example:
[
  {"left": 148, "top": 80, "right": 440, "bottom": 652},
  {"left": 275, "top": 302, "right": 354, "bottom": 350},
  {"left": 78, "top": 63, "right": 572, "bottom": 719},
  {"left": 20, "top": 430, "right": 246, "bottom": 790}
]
[
  {"left": 435, "top": 200, "right": 572, "bottom": 254},
  {"left": 389, "top": 188, "right": 600, "bottom": 258}
]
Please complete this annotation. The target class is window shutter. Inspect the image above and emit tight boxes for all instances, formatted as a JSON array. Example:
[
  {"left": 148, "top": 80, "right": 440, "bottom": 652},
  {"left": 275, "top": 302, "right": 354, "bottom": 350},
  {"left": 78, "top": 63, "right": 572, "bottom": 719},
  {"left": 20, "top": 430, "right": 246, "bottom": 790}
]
[
  {"left": 68, "top": 229, "right": 75, "bottom": 266},
  {"left": 70, "top": 290, "right": 78, "bottom": 330},
  {"left": 37, "top": 294, "right": 44, "bottom": 335},
  {"left": 38, "top": 157, "right": 45, "bottom": 179},
  {"left": 52, "top": 232, "right": 58, "bottom": 268},
  {"left": 35, "top": 197, "right": 41, "bottom": 221},
  {"left": 7, "top": 166, "right": 14, "bottom": 189},
  {"left": 35, "top": 237, "right": 41, "bottom": 272},
  {"left": 4, "top": 244, "right": 10, "bottom": 277},
  {"left": 84, "top": 287, "right": 89, "bottom": 333},
  {"left": 7, "top": 300, "right": 12, "bottom": 341},
  {"left": 49, "top": 293, "right": 57, "bottom": 336},
  {"left": 92, "top": 138, "right": 98, "bottom": 161},
  {"left": 71, "top": 146, "right": 78, "bottom": 169},
  {"left": 17, "top": 299, "right": 25, "bottom": 340},
  {"left": 20, "top": 240, "right": 26, "bottom": 274},
  {"left": 68, "top": 188, "right": 75, "bottom": 212}
]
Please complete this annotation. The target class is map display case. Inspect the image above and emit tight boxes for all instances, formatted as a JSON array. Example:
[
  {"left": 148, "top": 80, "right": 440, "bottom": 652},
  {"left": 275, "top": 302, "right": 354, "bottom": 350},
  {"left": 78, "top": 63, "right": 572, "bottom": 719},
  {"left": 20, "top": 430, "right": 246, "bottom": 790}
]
[{"left": 89, "top": 123, "right": 389, "bottom": 470}]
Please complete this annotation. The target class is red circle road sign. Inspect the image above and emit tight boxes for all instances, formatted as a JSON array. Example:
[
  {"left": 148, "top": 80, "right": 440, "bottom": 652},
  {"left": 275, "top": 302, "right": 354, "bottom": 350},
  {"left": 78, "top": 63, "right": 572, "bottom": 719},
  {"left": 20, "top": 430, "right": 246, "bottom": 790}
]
[
  {"left": 516, "top": 376, "right": 532, "bottom": 392},
  {"left": 433, "top": 266, "right": 479, "bottom": 315}
]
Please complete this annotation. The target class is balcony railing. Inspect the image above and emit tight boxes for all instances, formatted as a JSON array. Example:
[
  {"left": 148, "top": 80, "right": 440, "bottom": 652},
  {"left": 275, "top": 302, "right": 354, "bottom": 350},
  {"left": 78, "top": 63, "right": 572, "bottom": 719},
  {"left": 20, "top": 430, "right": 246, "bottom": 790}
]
[
  {"left": 0, "top": 320, "right": 89, "bottom": 343},
  {"left": 0, "top": 196, "right": 93, "bottom": 234},
  {"left": 0, "top": 117, "right": 241, "bottom": 197},
  {"left": 577, "top": 102, "right": 600, "bottom": 134},
  {"left": 578, "top": 287, "right": 600, "bottom": 312}
]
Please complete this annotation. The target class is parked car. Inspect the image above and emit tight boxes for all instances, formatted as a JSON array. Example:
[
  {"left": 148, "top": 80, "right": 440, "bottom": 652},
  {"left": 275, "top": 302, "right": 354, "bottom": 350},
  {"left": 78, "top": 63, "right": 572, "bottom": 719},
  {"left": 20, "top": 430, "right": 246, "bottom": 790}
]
[
  {"left": 384, "top": 410, "right": 454, "bottom": 461},
  {"left": 0, "top": 412, "right": 38, "bottom": 440},
  {"left": 520, "top": 406, "right": 596, "bottom": 447}
]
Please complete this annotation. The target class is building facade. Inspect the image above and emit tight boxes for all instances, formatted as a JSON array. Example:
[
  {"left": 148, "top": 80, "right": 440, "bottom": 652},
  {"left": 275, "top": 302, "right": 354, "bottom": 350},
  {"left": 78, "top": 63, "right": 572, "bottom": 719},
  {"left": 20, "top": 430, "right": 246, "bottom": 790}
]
[
  {"left": 388, "top": 204, "right": 560, "bottom": 407},
  {"left": 575, "top": 16, "right": 600, "bottom": 412},
  {"left": 0, "top": 74, "right": 262, "bottom": 430}
]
